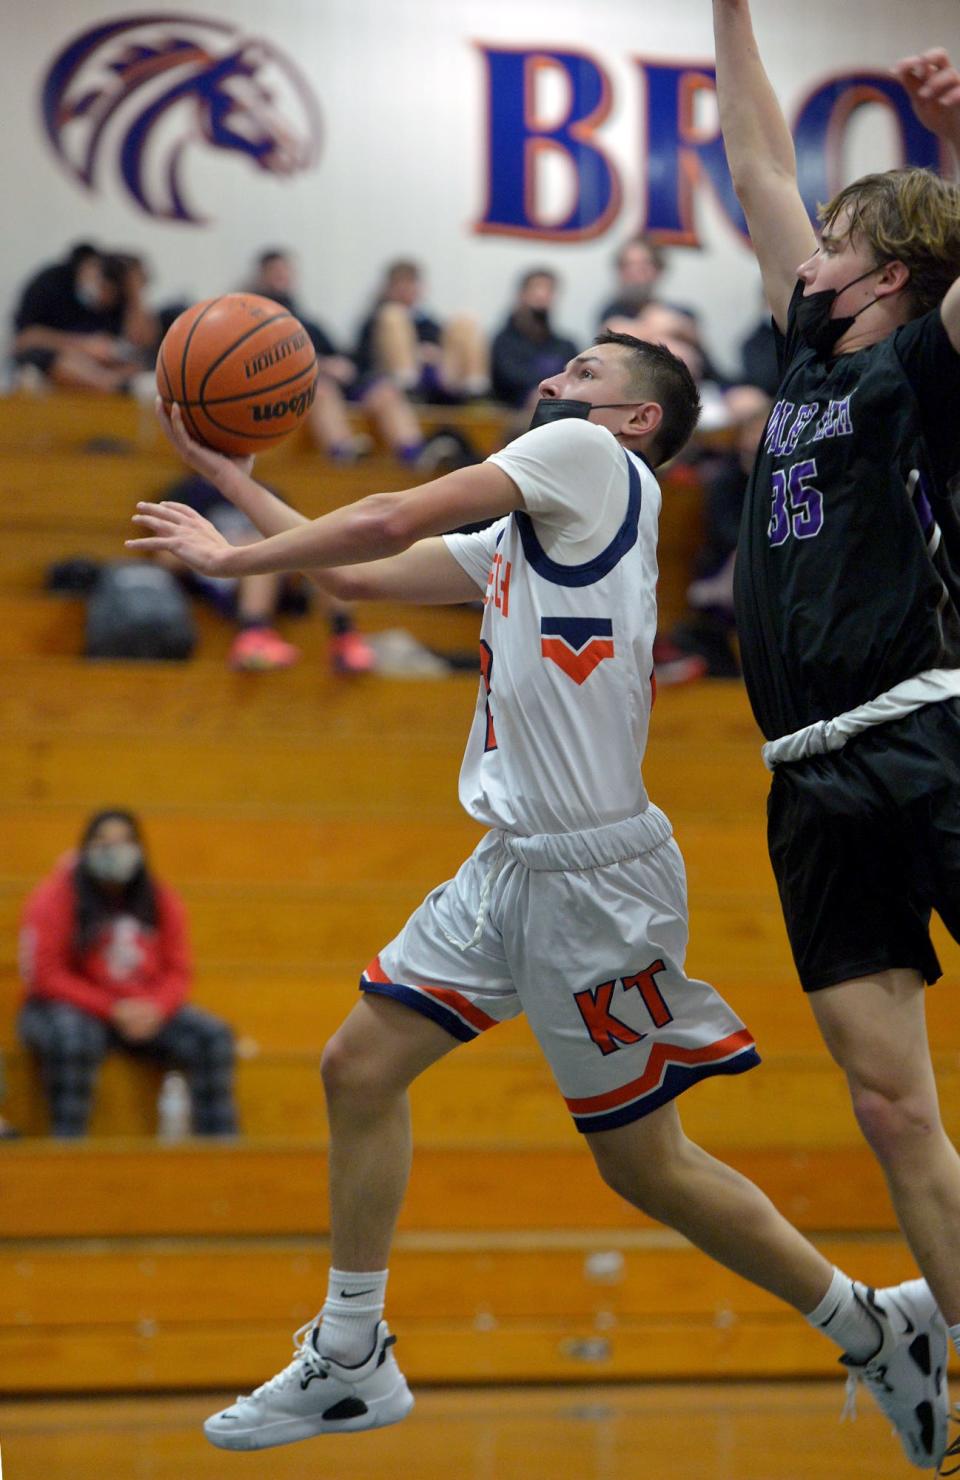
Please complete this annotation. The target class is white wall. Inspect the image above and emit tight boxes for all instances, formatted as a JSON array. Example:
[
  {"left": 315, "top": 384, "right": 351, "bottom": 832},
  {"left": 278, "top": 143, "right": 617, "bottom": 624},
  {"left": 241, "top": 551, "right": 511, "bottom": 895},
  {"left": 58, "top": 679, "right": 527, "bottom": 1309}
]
[{"left": 2, "top": 0, "right": 958, "bottom": 373}]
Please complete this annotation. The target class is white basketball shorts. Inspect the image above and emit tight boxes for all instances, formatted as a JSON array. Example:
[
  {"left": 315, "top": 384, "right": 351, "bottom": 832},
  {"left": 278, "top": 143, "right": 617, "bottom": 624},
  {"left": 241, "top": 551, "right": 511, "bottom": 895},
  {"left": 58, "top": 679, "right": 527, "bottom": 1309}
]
[{"left": 360, "top": 807, "right": 759, "bottom": 1132}]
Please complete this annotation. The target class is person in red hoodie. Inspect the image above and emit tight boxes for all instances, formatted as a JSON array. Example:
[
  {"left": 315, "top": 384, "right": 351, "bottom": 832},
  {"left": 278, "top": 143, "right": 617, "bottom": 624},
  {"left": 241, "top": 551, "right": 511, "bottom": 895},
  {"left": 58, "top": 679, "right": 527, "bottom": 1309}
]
[{"left": 18, "top": 808, "right": 237, "bottom": 1138}]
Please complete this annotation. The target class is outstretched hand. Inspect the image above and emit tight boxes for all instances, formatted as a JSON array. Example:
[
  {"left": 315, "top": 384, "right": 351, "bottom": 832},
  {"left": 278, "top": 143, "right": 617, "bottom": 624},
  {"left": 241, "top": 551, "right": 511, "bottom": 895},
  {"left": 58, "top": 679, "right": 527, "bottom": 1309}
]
[
  {"left": 126, "top": 500, "right": 240, "bottom": 577},
  {"left": 893, "top": 49, "right": 960, "bottom": 142},
  {"left": 156, "top": 398, "right": 255, "bottom": 483}
]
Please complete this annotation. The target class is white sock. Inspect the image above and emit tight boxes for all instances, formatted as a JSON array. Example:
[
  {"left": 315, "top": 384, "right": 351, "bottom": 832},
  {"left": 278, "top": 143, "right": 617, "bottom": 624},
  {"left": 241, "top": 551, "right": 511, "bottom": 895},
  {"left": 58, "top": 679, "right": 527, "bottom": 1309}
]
[
  {"left": 318, "top": 1268, "right": 388, "bottom": 1366},
  {"left": 805, "top": 1268, "right": 882, "bottom": 1363},
  {"left": 948, "top": 1321, "right": 960, "bottom": 1359}
]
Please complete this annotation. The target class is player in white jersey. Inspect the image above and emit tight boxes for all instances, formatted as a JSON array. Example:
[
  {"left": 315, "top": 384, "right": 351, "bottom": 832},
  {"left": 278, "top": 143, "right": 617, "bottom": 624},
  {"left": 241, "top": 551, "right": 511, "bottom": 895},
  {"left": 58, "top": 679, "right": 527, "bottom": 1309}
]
[{"left": 130, "top": 331, "right": 946, "bottom": 1468}]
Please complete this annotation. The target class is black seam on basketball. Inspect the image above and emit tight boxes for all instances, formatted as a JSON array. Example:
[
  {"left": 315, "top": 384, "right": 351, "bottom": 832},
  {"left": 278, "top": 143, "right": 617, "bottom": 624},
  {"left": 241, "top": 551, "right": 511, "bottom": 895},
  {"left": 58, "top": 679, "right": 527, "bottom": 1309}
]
[
  {"left": 182, "top": 400, "right": 216, "bottom": 448},
  {"left": 174, "top": 357, "right": 319, "bottom": 407},
  {"left": 197, "top": 311, "right": 298, "bottom": 402},
  {"left": 179, "top": 297, "right": 223, "bottom": 404}
]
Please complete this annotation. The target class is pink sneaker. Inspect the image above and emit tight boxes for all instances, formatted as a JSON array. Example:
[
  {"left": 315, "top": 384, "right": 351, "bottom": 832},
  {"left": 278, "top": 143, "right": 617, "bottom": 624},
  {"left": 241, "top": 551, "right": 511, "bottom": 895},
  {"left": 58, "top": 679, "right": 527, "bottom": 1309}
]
[
  {"left": 229, "top": 628, "right": 300, "bottom": 671},
  {"left": 652, "top": 637, "right": 707, "bottom": 688},
  {"left": 330, "top": 630, "right": 377, "bottom": 674}
]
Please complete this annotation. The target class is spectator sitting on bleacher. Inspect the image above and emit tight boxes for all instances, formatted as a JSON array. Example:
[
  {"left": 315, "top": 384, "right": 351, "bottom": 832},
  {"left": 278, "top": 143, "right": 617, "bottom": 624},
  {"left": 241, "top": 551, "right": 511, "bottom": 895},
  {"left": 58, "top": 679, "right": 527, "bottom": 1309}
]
[
  {"left": 10, "top": 243, "right": 154, "bottom": 394},
  {"left": 17, "top": 809, "right": 238, "bottom": 1139},
  {"left": 354, "top": 259, "right": 489, "bottom": 404},
  {"left": 156, "top": 474, "right": 377, "bottom": 673},
  {"left": 595, "top": 234, "right": 667, "bottom": 327},
  {"left": 250, "top": 250, "right": 429, "bottom": 467},
  {"left": 491, "top": 268, "right": 577, "bottom": 414},
  {"left": 109, "top": 251, "right": 162, "bottom": 360}
]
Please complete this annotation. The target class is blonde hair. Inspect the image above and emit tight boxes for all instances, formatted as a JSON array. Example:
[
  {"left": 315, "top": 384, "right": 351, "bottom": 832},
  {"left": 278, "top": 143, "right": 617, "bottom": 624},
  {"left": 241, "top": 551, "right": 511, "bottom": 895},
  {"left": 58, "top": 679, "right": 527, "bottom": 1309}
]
[{"left": 820, "top": 169, "right": 960, "bottom": 316}]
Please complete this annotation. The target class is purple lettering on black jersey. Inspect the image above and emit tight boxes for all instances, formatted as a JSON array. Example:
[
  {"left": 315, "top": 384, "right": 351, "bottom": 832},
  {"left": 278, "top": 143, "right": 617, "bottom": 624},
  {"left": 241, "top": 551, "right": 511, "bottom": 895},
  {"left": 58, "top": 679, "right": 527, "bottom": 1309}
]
[
  {"left": 784, "top": 403, "right": 820, "bottom": 455},
  {"left": 764, "top": 400, "right": 795, "bottom": 457},
  {"left": 812, "top": 395, "right": 853, "bottom": 442}
]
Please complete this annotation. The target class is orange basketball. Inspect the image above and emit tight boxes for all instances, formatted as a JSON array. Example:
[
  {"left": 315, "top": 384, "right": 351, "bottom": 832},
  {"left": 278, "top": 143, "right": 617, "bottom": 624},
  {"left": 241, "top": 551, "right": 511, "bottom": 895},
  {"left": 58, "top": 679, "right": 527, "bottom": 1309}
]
[{"left": 156, "top": 294, "right": 319, "bottom": 455}]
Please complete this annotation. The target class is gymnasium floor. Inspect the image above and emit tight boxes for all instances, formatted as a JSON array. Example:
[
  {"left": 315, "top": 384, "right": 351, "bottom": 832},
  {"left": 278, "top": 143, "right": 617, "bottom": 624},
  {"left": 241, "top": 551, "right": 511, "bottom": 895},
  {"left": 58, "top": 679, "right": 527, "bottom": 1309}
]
[{"left": 0, "top": 1381, "right": 903, "bottom": 1480}]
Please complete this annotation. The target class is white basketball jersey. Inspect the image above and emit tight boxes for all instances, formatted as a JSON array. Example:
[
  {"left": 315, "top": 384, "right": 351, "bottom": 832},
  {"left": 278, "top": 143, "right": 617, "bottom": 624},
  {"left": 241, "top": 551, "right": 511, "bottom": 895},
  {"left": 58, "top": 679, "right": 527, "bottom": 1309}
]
[{"left": 444, "top": 419, "right": 661, "bottom": 835}]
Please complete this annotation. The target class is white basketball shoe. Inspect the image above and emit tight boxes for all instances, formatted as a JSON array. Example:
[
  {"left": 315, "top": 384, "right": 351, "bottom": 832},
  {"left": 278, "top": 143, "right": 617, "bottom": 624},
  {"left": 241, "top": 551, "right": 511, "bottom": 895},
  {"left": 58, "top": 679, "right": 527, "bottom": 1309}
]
[
  {"left": 204, "top": 1318, "right": 414, "bottom": 1451},
  {"left": 841, "top": 1280, "right": 948, "bottom": 1470}
]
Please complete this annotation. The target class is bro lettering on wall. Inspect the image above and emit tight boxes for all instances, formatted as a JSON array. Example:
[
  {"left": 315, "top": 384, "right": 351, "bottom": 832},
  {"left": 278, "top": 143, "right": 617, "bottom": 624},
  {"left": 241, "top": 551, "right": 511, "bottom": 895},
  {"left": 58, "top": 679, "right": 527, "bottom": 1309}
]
[{"left": 475, "top": 46, "right": 943, "bottom": 243}]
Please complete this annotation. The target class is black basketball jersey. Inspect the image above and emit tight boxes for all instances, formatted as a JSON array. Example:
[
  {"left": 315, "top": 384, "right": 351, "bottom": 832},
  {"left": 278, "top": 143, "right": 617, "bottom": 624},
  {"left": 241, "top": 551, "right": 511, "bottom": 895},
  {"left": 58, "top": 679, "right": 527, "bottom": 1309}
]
[{"left": 734, "top": 281, "right": 960, "bottom": 740}]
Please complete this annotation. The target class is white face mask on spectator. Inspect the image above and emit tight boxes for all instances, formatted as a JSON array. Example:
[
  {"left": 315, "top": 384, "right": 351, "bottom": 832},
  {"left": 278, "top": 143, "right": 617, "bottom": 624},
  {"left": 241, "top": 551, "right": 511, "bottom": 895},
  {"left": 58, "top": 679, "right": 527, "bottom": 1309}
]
[{"left": 85, "top": 843, "right": 142, "bottom": 884}]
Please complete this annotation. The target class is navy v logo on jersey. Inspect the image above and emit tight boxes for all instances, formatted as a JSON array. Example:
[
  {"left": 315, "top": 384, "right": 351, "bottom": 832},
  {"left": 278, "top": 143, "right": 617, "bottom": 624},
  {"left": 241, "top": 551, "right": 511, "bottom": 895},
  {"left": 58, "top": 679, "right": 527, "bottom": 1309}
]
[{"left": 540, "top": 616, "right": 614, "bottom": 684}]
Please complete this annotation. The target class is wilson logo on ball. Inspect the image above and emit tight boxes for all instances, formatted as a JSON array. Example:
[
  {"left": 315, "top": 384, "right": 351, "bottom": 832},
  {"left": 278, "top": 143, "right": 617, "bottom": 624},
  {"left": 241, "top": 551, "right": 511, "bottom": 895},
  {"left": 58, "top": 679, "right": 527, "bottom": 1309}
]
[
  {"left": 41, "top": 13, "right": 322, "bottom": 223},
  {"left": 252, "top": 386, "right": 317, "bottom": 422}
]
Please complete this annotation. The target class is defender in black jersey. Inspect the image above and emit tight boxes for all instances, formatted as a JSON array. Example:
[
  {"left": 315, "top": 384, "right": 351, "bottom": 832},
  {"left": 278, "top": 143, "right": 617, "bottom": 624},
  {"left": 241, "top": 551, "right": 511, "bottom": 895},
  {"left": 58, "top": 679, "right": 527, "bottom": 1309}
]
[{"left": 716, "top": 2, "right": 960, "bottom": 1469}]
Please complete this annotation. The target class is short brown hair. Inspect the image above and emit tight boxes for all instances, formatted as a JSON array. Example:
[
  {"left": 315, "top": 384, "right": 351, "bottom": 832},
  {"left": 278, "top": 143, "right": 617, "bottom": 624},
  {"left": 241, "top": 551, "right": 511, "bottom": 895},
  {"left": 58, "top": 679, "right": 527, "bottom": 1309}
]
[
  {"left": 593, "top": 330, "right": 701, "bottom": 466},
  {"left": 820, "top": 168, "right": 960, "bottom": 316}
]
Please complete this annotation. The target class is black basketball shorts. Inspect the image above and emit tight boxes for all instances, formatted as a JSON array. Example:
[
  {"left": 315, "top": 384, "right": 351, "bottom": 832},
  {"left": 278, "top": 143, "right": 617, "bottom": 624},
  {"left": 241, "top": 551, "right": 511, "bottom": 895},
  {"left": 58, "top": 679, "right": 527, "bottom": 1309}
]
[{"left": 766, "top": 700, "right": 960, "bottom": 991}]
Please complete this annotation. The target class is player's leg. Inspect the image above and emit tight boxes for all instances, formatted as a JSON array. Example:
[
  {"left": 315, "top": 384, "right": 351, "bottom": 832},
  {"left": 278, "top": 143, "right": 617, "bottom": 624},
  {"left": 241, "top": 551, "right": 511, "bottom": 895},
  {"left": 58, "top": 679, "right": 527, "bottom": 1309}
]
[
  {"left": 586, "top": 1100, "right": 949, "bottom": 1469},
  {"left": 587, "top": 1101, "right": 830, "bottom": 1308},
  {"left": 508, "top": 812, "right": 949, "bottom": 1469},
  {"left": 205, "top": 834, "right": 519, "bottom": 1452},
  {"left": 204, "top": 992, "right": 457, "bottom": 1452},
  {"left": 809, "top": 969, "right": 960, "bottom": 1319},
  {"left": 320, "top": 993, "right": 459, "bottom": 1275}
]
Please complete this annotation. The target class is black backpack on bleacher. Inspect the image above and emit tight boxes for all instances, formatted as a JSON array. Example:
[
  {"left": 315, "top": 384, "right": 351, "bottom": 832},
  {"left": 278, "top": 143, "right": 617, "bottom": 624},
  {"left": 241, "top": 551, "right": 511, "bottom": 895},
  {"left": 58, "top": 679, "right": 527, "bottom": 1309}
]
[{"left": 85, "top": 561, "right": 196, "bottom": 660}]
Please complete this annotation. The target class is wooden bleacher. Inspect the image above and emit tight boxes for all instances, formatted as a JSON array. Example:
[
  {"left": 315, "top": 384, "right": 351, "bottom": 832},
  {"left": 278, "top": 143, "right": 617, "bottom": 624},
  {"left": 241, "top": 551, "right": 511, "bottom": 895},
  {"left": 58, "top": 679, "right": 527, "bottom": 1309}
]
[{"left": 0, "top": 391, "right": 957, "bottom": 1394}]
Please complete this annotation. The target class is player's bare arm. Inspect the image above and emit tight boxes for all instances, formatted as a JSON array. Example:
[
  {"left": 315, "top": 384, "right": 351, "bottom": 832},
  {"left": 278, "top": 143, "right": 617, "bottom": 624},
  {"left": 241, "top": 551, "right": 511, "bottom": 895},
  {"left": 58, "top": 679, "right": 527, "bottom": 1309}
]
[
  {"left": 130, "top": 400, "right": 521, "bottom": 600},
  {"left": 318, "top": 538, "right": 483, "bottom": 605},
  {"left": 712, "top": 0, "right": 817, "bottom": 329},
  {"left": 893, "top": 48, "right": 960, "bottom": 350},
  {"left": 130, "top": 463, "right": 520, "bottom": 574}
]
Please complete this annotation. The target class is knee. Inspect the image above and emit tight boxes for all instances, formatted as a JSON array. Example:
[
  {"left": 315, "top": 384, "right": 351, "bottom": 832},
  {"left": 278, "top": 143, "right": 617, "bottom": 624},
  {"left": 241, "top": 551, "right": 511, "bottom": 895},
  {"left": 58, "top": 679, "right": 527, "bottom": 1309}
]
[
  {"left": 24, "top": 1002, "right": 106, "bottom": 1065},
  {"left": 320, "top": 1029, "right": 399, "bottom": 1112},
  {"left": 202, "top": 1019, "right": 235, "bottom": 1067},
  {"left": 849, "top": 1079, "right": 942, "bottom": 1164},
  {"left": 191, "top": 1019, "right": 235, "bottom": 1069}
]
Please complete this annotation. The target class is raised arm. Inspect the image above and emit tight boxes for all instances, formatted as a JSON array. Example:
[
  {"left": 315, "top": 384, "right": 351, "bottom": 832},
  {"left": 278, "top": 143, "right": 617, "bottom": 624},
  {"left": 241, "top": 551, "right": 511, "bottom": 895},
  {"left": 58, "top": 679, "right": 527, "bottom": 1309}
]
[
  {"left": 712, "top": 0, "right": 817, "bottom": 329},
  {"left": 892, "top": 48, "right": 960, "bottom": 351}
]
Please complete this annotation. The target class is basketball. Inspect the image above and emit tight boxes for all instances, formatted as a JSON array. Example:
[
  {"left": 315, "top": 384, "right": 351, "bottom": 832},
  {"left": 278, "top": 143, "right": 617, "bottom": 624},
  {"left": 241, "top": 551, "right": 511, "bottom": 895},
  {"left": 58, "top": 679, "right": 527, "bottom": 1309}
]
[{"left": 156, "top": 294, "right": 319, "bottom": 456}]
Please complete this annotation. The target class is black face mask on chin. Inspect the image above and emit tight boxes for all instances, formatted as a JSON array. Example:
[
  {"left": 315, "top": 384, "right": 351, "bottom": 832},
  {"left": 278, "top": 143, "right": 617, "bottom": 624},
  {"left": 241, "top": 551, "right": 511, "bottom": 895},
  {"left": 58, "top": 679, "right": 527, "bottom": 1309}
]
[
  {"left": 528, "top": 397, "right": 641, "bottom": 431},
  {"left": 794, "top": 261, "right": 893, "bottom": 358}
]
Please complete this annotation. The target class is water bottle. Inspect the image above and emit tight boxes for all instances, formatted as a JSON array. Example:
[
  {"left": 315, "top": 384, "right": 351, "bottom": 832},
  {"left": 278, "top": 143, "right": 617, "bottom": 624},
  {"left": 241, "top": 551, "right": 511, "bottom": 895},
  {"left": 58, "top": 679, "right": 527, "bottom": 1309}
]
[{"left": 156, "top": 1071, "right": 191, "bottom": 1141}]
